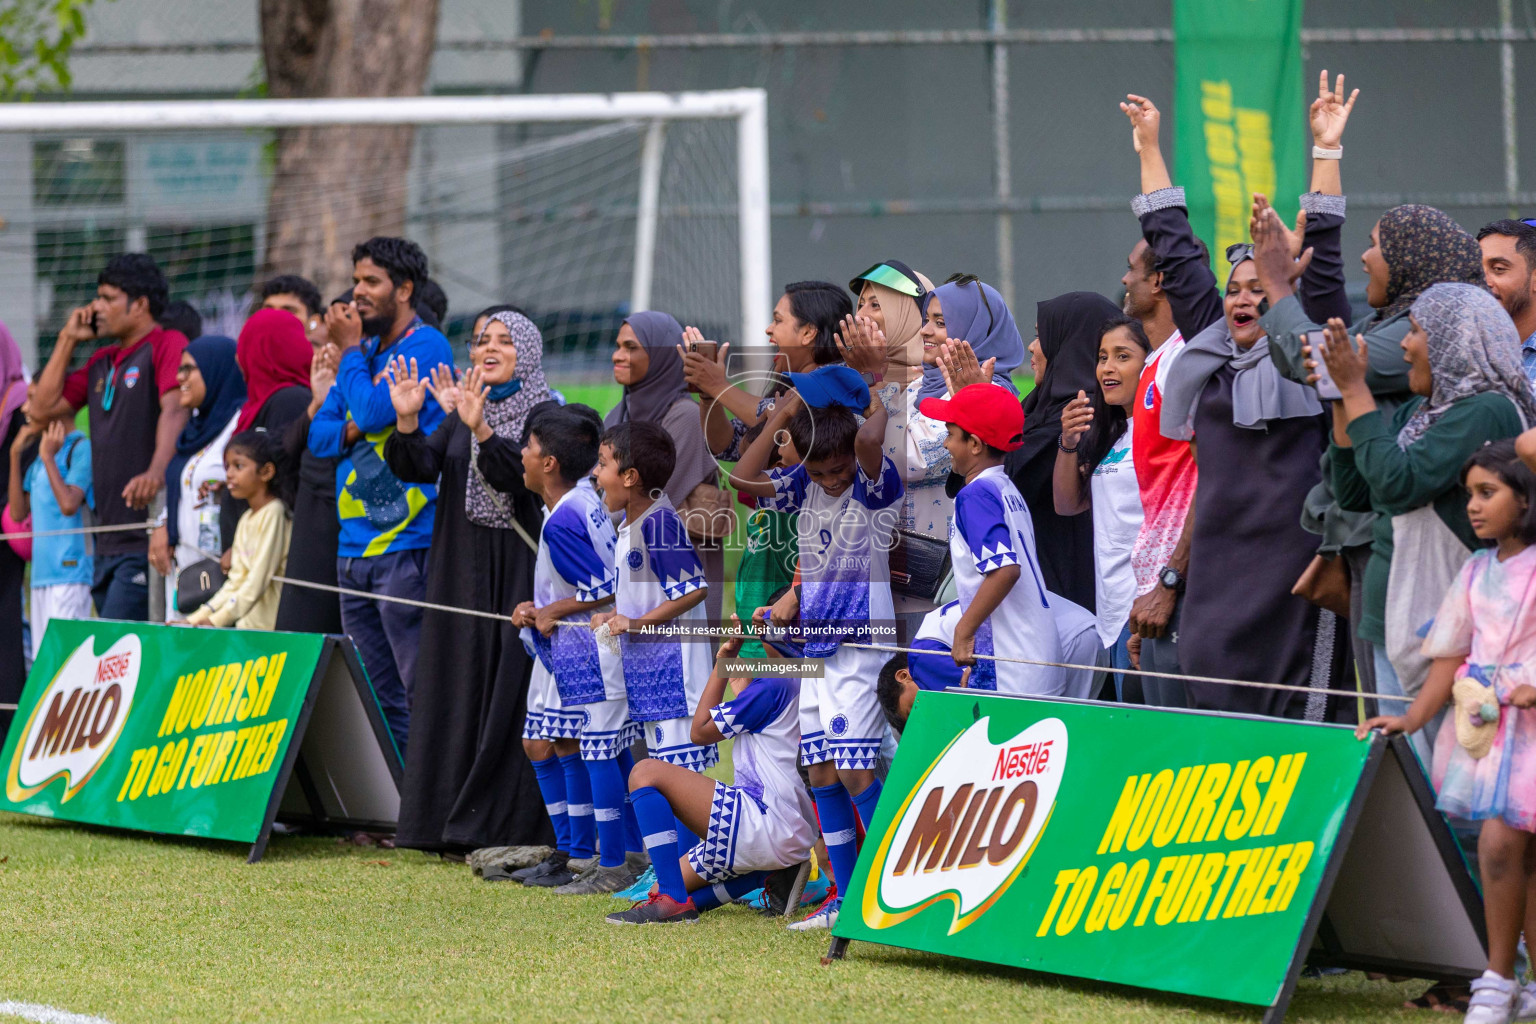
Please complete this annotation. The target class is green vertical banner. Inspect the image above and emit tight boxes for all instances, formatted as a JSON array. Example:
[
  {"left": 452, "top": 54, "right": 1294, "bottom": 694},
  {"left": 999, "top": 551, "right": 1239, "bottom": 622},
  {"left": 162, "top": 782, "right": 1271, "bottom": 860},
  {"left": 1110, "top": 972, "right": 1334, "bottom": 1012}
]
[{"left": 1174, "top": 0, "right": 1306, "bottom": 272}]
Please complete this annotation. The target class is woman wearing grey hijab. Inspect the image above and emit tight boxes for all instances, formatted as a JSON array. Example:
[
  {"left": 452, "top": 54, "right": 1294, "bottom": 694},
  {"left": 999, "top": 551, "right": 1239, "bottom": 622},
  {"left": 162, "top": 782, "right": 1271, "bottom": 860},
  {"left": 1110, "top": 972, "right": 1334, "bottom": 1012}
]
[
  {"left": 607, "top": 309, "right": 725, "bottom": 623},
  {"left": 1158, "top": 251, "right": 1349, "bottom": 720},
  {"left": 1321, "top": 283, "right": 1532, "bottom": 754}
]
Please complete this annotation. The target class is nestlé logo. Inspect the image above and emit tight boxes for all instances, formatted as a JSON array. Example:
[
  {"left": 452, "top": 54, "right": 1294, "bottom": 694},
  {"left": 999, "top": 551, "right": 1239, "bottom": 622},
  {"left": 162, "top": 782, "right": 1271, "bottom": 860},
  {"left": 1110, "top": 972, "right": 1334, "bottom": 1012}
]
[
  {"left": 862, "top": 716, "right": 1067, "bottom": 935},
  {"left": 7, "top": 635, "right": 140, "bottom": 802}
]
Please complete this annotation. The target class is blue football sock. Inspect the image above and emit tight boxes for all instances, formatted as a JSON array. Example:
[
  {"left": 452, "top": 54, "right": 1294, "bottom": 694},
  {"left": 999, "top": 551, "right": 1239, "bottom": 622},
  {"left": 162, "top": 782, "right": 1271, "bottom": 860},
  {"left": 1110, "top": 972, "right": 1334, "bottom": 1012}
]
[
  {"left": 850, "top": 778, "right": 884, "bottom": 831},
  {"left": 692, "top": 871, "right": 768, "bottom": 912},
  {"left": 631, "top": 786, "right": 688, "bottom": 902},
  {"left": 675, "top": 819, "right": 701, "bottom": 855},
  {"left": 812, "top": 781, "right": 859, "bottom": 898},
  {"left": 530, "top": 756, "right": 570, "bottom": 854},
  {"left": 617, "top": 747, "right": 645, "bottom": 854},
  {"left": 558, "top": 754, "right": 595, "bottom": 860},
  {"left": 586, "top": 756, "right": 628, "bottom": 869}
]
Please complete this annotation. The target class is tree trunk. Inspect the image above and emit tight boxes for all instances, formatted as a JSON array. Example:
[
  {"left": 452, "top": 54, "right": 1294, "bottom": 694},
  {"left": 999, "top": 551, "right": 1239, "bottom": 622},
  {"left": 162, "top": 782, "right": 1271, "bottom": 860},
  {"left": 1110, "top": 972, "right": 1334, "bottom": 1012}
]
[{"left": 258, "top": 0, "right": 440, "bottom": 297}]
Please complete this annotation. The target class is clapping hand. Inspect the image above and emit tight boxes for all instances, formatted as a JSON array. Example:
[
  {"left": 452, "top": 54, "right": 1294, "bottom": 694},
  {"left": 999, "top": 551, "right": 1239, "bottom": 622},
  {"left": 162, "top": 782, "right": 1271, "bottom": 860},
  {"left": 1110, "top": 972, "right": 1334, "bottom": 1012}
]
[
  {"left": 1119, "top": 93, "right": 1161, "bottom": 153},
  {"left": 937, "top": 340, "right": 996, "bottom": 396},
  {"left": 1309, "top": 317, "right": 1369, "bottom": 395},
  {"left": 1310, "top": 70, "right": 1359, "bottom": 150},
  {"left": 457, "top": 365, "right": 492, "bottom": 436},
  {"left": 310, "top": 343, "right": 339, "bottom": 398},
  {"left": 1250, "top": 200, "right": 1313, "bottom": 291},
  {"left": 425, "top": 363, "right": 461, "bottom": 416},
  {"left": 1059, "top": 390, "right": 1094, "bottom": 449},
  {"left": 835, "top": 314, "right": 889, "bottom": 378},
  {"left": 385, "top": 356, "right": 428, "bottom": 418},
  {"left": 1250, "top": 193, "right": 1307, "bottom": 261}
]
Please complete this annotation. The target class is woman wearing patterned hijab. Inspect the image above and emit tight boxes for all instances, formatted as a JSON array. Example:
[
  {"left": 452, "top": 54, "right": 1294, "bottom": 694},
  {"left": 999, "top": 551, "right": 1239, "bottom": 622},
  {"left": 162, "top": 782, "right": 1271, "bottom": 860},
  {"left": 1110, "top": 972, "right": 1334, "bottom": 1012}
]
[
  {"left": 1322, "top": 282, "right": 1533, "bottom": 719},
  {"left": 382, "top": 310, "right": 555, "bottom": 855}
]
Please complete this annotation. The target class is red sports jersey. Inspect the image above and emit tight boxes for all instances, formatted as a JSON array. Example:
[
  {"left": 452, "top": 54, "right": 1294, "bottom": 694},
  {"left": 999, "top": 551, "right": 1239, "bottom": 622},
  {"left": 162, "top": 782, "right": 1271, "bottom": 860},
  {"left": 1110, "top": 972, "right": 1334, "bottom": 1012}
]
[{"left": 1130, "top": 333, "right": 1198, "bottom": 594}]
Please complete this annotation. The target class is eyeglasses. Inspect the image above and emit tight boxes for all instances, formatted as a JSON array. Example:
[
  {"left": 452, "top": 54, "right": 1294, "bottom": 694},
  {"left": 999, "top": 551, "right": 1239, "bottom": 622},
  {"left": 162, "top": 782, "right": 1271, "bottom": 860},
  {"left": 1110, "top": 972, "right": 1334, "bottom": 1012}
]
[
  {"left": 851, "top": 262, "right": 924, "bottom": 299},
  {"left": 1225, "top": 242, "right": 1255, "bottom": 265}
]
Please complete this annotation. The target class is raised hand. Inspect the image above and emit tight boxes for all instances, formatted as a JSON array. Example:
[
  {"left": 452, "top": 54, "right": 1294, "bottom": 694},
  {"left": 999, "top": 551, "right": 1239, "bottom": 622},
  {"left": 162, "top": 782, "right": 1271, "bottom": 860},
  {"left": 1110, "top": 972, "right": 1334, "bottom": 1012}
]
[
  {"left": 425, "top": 363, "right": 461, "bottom": 416},
  {"left": 1119, "top": 94, "right": 1161, "bottom": 154},
  {"left": 835, "top": 314, "right": 889, "bottom": 377},
  {"left": 937, "top": 340, "right": 996, "bottom": 395},
  {"left": 386, "top": 356, "right": 428, "bottom": 419},
  {"left": 1310, "top": 70, "right": 1359, "bottom": 149},
  {"left": 325, "top": 301, "right": 363, "bottom": 351},
  {"left": 1250, "top": 193, "right": 1306, "bottom": 261},
  {"left": 1251, "top": 203, "right": 1313, "bottom": 294},
  {"left": 458, "top": 364, "right": 492, "bottom": 435},
  {"left": 310, "top": 343, "right": 339, "bottom": 397},
  {"left": 1060, "top": 391, "right": 1094, "bottom": 449}
]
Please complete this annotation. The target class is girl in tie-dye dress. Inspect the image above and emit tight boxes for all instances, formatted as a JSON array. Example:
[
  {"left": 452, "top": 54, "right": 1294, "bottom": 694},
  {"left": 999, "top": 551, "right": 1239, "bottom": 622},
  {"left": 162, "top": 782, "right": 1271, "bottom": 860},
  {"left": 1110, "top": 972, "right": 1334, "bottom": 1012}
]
[{"left": 1359, "top": 440, "right": 1536, "bottom": 1020}]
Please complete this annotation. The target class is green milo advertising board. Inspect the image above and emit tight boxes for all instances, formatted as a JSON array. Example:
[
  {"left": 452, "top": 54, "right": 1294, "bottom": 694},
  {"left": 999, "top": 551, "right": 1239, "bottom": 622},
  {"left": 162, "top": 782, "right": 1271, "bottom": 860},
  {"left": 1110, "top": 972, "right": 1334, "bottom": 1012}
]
[
  {"left": 1, "top": 620, "right": 324, "bottom": 844},
  {"left": 833, "top": 692, "right": 1380, "bottom": 1011}
]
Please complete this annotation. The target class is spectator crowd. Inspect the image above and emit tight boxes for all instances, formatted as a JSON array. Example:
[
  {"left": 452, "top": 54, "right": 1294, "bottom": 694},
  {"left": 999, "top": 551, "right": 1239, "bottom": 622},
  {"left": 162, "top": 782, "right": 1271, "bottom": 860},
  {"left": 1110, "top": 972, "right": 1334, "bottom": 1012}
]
[{"left": 8, "top": 70, "right": 1536, "bottom": 1020}]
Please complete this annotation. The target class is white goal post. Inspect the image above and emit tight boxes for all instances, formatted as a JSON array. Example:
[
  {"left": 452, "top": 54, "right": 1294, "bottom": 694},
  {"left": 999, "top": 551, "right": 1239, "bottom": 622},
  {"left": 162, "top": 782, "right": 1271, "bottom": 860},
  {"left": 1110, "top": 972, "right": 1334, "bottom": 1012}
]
[{"left": 0, "top": 89, "right": 771, "bottom": 362}]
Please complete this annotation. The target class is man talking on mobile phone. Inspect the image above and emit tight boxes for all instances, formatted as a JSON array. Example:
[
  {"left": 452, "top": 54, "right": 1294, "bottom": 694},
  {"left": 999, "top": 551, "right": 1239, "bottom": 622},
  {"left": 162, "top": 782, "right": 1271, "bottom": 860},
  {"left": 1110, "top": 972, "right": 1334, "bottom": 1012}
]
[{"left": 29, "top": 253, "right": 191, "bottom": 621}]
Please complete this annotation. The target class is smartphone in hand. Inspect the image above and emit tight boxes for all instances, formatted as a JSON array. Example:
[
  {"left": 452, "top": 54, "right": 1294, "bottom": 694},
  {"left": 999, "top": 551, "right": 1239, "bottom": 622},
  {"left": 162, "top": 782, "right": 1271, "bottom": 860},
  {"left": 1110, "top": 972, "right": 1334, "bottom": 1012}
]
[
  {"left": 686, "top": 339, "right": 718, "bottom": 393},
  {"left": 1302, "top": 329, "right": 1342, "bottom": 401}
]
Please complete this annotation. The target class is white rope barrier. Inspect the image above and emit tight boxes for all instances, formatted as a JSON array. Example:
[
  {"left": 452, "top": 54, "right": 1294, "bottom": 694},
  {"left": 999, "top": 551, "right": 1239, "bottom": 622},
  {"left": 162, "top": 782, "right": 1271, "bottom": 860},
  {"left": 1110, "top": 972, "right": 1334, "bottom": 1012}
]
[{"left": 1, "top": 521, "right": 1411, "bottom": 707}]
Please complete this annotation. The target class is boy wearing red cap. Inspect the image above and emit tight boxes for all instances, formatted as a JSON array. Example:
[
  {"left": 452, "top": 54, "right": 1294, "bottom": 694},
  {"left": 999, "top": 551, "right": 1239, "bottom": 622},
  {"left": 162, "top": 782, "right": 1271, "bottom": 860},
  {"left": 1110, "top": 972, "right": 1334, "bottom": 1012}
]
[{"left": 919, "top": 383, "right": 1065, "bottom": 694}]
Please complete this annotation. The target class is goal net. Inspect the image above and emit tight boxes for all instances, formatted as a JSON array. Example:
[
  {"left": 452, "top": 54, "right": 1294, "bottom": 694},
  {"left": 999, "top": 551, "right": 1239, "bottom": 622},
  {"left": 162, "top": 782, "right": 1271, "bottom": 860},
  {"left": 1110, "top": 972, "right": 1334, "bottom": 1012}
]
[{"left": 0, "top": 91, "right": 771, "bottom": 387}]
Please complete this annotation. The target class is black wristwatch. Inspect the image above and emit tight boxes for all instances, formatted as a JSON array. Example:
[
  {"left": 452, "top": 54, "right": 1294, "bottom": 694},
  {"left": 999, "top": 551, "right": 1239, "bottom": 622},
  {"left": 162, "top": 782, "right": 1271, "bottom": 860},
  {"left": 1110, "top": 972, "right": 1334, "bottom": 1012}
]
[{"left": 1158, "top": 565, "right": 1186, "bottom": 592}]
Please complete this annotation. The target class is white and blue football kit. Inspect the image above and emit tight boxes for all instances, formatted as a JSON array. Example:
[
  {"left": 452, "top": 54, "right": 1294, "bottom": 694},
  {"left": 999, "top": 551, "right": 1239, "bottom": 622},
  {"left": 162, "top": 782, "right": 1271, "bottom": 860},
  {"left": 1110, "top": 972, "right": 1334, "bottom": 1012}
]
[
  {"left": 530, "top": 480, "right": 639, "bottom": 757},
  {"left": 686, "top": 677, "right": 816, "bottom": 884},
  {"left": 767, "top": 455, "right": 903, "bottom": 769},
  {"left": 949, "top": 465, "right": 1064, "bottom": 694},
  {"left": 615, "top": 495, "right": 717, "bottom": 770},
  {"left": 908, "top": 595, "right": 1095, "bottom": 698}
]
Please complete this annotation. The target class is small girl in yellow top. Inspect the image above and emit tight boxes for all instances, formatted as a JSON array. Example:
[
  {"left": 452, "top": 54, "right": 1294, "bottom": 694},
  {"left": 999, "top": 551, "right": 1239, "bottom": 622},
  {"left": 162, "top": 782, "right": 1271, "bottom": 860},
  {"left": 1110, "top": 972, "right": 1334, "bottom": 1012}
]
[{"left": 186, "top": 430, "right": 291, "bottom": 630}]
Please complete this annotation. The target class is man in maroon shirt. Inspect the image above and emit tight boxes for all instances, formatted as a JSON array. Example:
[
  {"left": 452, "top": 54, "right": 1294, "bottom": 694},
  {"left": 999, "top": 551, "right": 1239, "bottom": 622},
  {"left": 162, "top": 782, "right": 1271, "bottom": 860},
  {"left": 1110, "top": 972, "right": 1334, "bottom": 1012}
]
[{"left": 30, "top": 253, "right": 190, "bottom": 620}]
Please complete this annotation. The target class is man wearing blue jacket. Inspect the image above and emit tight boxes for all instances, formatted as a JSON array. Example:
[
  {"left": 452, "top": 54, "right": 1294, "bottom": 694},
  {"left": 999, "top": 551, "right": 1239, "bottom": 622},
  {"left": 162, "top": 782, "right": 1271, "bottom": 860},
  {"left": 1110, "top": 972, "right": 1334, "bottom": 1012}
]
[{"left": 309, "top": 237, "right": 453, "bottom": 754}]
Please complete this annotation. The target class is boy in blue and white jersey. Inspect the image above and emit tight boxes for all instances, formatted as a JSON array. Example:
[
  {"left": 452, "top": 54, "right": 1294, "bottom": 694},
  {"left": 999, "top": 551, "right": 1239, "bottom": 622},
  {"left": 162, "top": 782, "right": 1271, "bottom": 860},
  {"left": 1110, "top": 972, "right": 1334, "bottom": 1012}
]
[
  {"left": 919, "top": 382, "right": 1063, "bottom": 693},
  {"left": 513, "top": 404, "right": 644, "bottom": 893},
  {"left": 592, "top": 421, "right": 716, "bottom": 775},
  {"left": 732, "top": 364, "right": 902, "bottom": 931},
  {"left": 606, "top": 616, "right": 815, "bottom": 925}
]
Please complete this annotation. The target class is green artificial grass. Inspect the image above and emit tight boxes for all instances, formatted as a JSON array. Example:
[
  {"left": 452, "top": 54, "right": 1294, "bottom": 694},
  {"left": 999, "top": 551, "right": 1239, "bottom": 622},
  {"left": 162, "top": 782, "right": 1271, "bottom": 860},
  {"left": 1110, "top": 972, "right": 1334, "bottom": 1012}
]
[{"left": 0, "top": 810, "right": 1434, "bottom": 1023}]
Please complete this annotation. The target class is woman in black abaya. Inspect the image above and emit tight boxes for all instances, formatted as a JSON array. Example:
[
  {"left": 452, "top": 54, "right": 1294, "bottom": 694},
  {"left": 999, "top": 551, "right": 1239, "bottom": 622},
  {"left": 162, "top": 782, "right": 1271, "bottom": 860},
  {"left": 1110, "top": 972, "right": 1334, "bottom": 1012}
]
[
  {"left": 382, "top": 311, "right": 554, "bottom": 853},
  {"left": 1005, "top": 292, "right": 1121, "bottom": 613}
]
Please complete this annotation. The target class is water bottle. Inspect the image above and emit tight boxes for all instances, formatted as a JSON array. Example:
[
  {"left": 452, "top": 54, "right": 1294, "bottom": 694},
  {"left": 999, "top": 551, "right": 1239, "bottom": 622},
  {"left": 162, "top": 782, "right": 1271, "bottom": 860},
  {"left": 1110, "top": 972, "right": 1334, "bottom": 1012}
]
[{"left": 197, "top": 502, "right": 220, "bottom": 557}]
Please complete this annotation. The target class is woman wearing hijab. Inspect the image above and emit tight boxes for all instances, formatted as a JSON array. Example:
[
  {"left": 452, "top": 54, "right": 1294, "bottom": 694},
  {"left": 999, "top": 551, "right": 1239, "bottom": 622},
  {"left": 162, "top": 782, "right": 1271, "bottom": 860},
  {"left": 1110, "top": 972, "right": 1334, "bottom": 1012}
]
[
  {"left": 148, "top": 336, "right": 245, "bottom": 622},
  {"left": 845, "top": 261, "right": 951, "bottom": 538},
  {"left": 383, "top": 309, "right": 555, "bottom": 853},
  {"left": 0, "top": 320, "right": 29, "bottom": 720},
  {"left": 1321, "top": 283, "right": 1533, "bottom": 756},
  {"left": 1160, "top": 245, "right": 1349, "bottom": 720},
  {"left": 608, "top": 309, "right": 726, "bottom": 623},
  {"left": 1003, "top": 292, "right": 1121, "bottom": 613},
  {"left": 274, "top": 298, "right": 346, "bottom": 636},
  {"left": 219, "top": 309, "right": 317, "bottom": 550}
]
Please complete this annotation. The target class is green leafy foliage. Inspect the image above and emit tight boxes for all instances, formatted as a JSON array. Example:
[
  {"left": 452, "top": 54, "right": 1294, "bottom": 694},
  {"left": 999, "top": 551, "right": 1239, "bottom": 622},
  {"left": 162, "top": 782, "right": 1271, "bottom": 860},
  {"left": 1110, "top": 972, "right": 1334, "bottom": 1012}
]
[{"left": 0, "top": 0, "right": 116, "bottom": 99}]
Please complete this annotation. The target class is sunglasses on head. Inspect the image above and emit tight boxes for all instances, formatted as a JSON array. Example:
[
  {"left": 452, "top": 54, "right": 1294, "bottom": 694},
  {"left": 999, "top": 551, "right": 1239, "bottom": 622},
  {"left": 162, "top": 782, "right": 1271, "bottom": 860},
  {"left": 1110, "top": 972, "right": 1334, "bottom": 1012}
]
[
  {"left": 1225, "top": 242, "right": 1255, "bottom": 265},
  {"left": 943, "top": 273, "right": 996, "bottom": 336}
]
